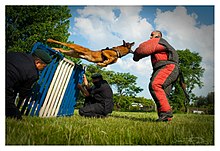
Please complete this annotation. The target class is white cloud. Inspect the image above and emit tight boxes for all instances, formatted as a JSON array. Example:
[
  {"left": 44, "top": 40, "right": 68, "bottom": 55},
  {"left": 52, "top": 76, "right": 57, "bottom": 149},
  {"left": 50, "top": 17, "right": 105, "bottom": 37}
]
[
  {"left": 155, "top": 6, "right": 214, "bottom": 96},
  {"left": 155, "top": 7, "right": 214, "bottom": 64},
  {"left": 74, "top": 6, "right": 153, "bottom": 49},
  {"left": 106, "top": 56, "right": 152, "bottom": 76},
  {"left": 72, "top": 6, "right": 214, "bottom": 98}
]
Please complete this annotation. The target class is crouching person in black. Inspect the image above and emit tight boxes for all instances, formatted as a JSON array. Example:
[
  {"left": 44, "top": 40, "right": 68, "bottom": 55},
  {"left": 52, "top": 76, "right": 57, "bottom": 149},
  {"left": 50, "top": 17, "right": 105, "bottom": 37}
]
[
  {"left": 77, "top": 73, "right": 114, "bottom": 118},
  {"left": 6, "top": 49, "right": 52, "bottom": 120}
]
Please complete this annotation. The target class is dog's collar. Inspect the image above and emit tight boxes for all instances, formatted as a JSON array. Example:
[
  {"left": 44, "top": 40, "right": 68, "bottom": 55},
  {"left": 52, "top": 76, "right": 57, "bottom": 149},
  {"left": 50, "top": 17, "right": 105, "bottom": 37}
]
[
  {"left": 101, "top": 47, "right": 122, "bottom": 58},
  {"left": 112, "top": 49, "right": 122, "bottom": 58}
]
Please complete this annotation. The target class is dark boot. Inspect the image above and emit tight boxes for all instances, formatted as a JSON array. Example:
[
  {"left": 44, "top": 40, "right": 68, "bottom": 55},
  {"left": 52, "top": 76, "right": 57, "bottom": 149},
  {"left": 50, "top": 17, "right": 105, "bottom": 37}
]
[{"left": 156, "top": 111, "right": 173, "bottom": 122}]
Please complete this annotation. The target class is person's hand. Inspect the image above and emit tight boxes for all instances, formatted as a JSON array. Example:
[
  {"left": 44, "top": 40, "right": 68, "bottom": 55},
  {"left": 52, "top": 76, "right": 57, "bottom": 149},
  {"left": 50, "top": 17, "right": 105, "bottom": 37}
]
[
  {"left": 83, "top": 74, "right": 89, "bottom": 86},
  {"left": 77, "top": 83, "right": 83, "bottom": 90},
  {"left": 77, "top": 83, "right": 90, "bottom": 97}
]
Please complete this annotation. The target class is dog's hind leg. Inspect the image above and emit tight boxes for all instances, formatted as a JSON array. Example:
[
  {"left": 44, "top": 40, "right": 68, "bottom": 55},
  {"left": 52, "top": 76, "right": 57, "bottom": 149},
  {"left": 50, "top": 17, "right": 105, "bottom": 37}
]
[
  {"left": 47, "top": 39, "right": 91, "bottom": 54},
  {"left": 52, "top": 47, "right": 80, "bottom": 58},
  {"left": 47, "top": 39, "right": 71, "bottom": 47}
]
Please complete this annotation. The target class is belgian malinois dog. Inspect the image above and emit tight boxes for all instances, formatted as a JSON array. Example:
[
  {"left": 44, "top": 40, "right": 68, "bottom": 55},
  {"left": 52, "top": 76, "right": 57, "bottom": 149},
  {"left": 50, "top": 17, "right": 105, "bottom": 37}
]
[{"left": 47, "top": 39, "right": 135, "bottom": 67}]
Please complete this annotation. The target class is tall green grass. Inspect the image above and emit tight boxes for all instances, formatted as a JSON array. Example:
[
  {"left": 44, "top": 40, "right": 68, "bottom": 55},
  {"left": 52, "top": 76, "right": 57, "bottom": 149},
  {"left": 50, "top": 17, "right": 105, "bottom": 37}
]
[{"left": 6, "top": 110, "right": 214, "bottom": 145}]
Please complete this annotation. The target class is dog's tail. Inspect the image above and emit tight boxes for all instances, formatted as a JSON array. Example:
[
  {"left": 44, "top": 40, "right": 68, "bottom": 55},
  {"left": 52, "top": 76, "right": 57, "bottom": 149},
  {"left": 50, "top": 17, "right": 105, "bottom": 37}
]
[{"left": 47, "top": 38, "right": 62, "bottom": 45}]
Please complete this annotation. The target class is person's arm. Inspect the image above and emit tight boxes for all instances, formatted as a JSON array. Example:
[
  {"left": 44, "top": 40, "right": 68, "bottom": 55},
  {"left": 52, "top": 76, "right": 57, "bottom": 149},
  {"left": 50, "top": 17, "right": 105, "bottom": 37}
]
[
  {"left": 133, "top": 42, "right": 150, "bottom": 61},
  {"left": 133, "top": 38, "right": 161, "bottom": 61},
  {"left": 82, "top": 74, "right": 90, "bottom": 89},
  {"left": 19, "top": 76, "right": 38, "bottom": 100},
  {"left": 77, "top": 84, "right": 90, "bottom": 97},
  {"left": 77, "top": 74, "right": 90, "bottom": 97}
]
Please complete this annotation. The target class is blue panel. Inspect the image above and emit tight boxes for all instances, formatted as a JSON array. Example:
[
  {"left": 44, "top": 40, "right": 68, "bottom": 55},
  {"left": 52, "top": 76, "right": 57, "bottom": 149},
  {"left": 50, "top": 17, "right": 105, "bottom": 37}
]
[
  {"left": 67, "top": 67, "right": 81, "bottom": 115},
  {"left": 66, "top": 66, "right": 84, "bottom": 116},
  {"left": 30, "top": 42, "right": 63, "bottom": 116},
  {"left": 65, "top": 67, "right": 80, "bottom": 115},
  {"left": 20, "top": 42, "right": 85, "bottom": 117},
  {"left": 69, "top": 67, "right": 85, "bottom": 115},
  {"left": 57, "top": 65, "right": 84, "bottom": 116},
  {"left": 58, "top": 68, "right": 77, "bottom": 116},
  {"left": 30, "top": 58, "right": 59, "bottom": 116},
  {"left": 26, "top": 59, "right": 55, "bottom": 115},
  {"left": 35, "top": 59, "right": 59, "bottom": 116}
]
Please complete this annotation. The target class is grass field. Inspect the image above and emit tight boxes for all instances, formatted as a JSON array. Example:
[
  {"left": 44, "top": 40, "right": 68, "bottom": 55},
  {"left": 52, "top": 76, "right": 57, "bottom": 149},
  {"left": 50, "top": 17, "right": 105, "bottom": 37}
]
[{"left": 5, "top": 110, "right": 214, "bottom": 145}]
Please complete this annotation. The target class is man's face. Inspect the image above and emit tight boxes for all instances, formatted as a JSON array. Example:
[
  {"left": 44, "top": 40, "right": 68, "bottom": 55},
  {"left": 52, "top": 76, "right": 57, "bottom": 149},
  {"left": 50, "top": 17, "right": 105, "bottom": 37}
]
[
  {"left": 92, "top": 78, "right": 100, "bottom": 84},
  {"left": 150, "top": 32, "right": 161, "bottom": 39},
  {"left": 35, "top": 61, "right": 47, "bottom": 71}
]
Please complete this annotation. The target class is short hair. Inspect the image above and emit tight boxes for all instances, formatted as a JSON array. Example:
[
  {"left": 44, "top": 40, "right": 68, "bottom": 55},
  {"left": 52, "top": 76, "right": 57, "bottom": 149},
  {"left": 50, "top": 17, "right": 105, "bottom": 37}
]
[
  {"left": 154, "top": 30, "right": 162, "bottom": 37},
  {"left": 91, "top": 73, "right": 103, "bottom": 80},
  {"left": 32, "top": 53, "right": 46, "bottom": 64}
]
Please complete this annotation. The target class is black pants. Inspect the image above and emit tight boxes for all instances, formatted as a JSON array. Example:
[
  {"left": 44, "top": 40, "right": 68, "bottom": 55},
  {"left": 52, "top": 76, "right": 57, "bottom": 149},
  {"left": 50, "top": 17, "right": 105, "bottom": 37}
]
[
  {"left": 79, "top": 97, "right": 106, "bottom": 117},
  {"left": 6, "top": 89, "right": 22, "bottom": 119}
]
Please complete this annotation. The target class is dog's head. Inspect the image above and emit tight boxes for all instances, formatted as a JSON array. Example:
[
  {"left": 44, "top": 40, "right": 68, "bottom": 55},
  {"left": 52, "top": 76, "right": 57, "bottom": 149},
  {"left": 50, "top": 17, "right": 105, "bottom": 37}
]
[{"left": 122, "top": 40, "right": 135, "bottom": 53}]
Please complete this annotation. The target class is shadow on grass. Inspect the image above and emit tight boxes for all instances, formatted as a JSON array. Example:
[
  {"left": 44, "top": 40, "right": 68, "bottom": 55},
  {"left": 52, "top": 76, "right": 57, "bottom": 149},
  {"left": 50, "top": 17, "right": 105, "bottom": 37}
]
[{"left": 109, "top": 114, "right": 156, "bottom": 122}]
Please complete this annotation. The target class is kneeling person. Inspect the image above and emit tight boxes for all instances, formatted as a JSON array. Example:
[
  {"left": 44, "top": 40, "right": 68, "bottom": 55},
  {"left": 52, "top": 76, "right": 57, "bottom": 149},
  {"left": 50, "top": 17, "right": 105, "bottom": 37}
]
[{"left": 77, "top": 73, "right": 114, "bottom": 117}]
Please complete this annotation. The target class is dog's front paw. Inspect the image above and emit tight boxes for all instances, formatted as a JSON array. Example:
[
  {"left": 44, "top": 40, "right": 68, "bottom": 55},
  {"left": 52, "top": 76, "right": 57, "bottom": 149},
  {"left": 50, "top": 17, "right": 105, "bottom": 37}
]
[
  {"left": 97, "top": 63, "right": 107, "bottom": 67},
  {"left": 52, "top": 47, "right": 61, "bottom": 52}
]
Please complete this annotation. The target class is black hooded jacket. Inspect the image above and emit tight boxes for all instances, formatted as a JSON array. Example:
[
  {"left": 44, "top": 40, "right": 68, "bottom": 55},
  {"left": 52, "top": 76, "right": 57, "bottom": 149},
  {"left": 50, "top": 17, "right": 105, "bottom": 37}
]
[{"left": 88, "top": 80, "right": 114, "bottom": 114}]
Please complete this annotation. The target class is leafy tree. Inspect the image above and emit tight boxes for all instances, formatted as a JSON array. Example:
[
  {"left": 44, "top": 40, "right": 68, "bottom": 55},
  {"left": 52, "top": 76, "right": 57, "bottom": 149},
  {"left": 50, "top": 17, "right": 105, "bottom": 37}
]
[
  {"left": 82, "top": 64, "right": 143, "bottom": 97},
  {"left": 113, "top": 95, "right": 132, "bottom": 111},
  {"left": 83, "top": 64, "right": 115, "bottom": 85},
  {"left": 169, "top": 49, "right": 205, "bottom": 112},
  {"left": 178, "top": 49, "right": 204, "bottom": 92},
  {"left": 193, "top": 92, "right": 214, "bottom": 114},
  {"left": 111, "top": 72, "right": 143, "bottom": 97},
  {"left": 128, "top": 97, "right": 155, "bottom": 112},
  {"left": 194, "top": 96, "right": 207, "bottom": 107},
  {"left": 106, "top": 69, "right": 144, "bottom": 111},
  {"left": 76, "top": 64, "right": 144, "bottom": 110},
  {"left": 207, "top": 92, "right": 214, "bottom": 105},
  {"left": 6, "top": 6, "right": 71, "bottom": 53}
]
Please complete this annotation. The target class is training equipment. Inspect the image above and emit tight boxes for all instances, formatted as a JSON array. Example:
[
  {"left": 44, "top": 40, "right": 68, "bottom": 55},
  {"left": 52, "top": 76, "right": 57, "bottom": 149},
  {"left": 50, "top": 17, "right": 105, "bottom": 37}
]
[{"left": 17, "top": 42, "right": 85, "bottom": 117}]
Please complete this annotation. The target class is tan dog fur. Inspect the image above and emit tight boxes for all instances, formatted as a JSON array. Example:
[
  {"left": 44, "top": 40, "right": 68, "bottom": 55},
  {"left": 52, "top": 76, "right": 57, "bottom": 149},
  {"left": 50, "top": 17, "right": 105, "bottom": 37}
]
[{"left": 47, "top": 39, "right": 134, "bottom": 67}]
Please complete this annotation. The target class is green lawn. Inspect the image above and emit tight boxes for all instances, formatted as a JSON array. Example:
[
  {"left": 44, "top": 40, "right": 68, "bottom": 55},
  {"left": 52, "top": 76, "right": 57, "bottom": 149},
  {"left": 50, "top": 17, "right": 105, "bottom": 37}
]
[{"left": 5, "top": 110, "right": 214, "bottom": 145}]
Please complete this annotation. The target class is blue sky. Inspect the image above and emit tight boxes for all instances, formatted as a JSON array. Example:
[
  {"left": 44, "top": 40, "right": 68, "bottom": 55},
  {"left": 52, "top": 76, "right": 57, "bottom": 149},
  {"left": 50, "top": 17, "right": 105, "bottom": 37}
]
[{"left": 67, "top": 5, "right": 214, "bottom": 99}]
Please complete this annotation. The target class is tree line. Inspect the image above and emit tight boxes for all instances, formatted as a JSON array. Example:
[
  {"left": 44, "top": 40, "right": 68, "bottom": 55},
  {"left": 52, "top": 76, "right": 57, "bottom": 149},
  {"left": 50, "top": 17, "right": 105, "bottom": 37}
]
[{"left": 6, "top": 6, "right": 214, "bottom": 114}]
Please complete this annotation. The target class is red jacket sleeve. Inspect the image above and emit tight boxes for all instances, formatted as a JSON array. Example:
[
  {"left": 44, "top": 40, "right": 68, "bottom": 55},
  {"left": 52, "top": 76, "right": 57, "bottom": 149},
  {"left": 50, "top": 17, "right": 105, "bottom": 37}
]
[{"left": 133, "top": 38, "right": 164, "bottom": 61}]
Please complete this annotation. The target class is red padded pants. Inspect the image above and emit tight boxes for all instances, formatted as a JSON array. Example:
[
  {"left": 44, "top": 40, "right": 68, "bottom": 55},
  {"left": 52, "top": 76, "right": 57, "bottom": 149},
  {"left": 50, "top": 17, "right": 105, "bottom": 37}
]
[{"left": 149, "top": 64, "right": 179, "bottom": 113}]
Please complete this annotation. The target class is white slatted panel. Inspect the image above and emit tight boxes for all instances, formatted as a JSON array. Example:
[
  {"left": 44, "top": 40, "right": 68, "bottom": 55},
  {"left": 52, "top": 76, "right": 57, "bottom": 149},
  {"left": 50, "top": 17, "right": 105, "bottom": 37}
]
[{"left": 39, "top": 58, "right": 75, "bottom": 117}]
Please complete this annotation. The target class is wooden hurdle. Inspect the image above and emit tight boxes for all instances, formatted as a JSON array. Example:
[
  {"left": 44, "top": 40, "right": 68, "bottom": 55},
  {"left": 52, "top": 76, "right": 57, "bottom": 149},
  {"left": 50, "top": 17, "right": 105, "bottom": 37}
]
[{"left": 17, "top": 42, "right": 85, "bottom": 117}]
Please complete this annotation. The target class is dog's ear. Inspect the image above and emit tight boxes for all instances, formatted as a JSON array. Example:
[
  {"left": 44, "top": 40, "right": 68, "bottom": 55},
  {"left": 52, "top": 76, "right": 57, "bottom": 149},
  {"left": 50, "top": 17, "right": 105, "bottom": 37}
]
[
  {"left": 123, "top": 40, "right": 126, "bottom": 46},
  {"left": 131, "top": 42, "right": 135, "bottom": 46}
]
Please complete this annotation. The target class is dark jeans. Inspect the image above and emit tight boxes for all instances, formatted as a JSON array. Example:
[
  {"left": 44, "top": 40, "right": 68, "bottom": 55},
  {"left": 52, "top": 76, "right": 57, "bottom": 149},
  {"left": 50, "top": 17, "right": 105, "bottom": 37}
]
[
  {"left": 79, "top": 97, "right": 106, "bottom": 117},
  {"left": 6, "top": 89, "right": 22, "bottom": 120}
]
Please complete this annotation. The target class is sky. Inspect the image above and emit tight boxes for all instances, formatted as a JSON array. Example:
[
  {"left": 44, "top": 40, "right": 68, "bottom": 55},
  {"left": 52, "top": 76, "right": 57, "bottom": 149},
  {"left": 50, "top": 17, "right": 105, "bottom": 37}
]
[{"left": 67, "top": 5, "right": 214, "bottom": 99}]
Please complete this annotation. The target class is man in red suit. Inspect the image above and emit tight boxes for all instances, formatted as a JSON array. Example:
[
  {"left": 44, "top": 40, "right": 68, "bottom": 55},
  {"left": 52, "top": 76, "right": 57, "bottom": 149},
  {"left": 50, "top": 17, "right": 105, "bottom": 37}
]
[{"left": 133, "top": 30, "right": 179, "bottom": 122}]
